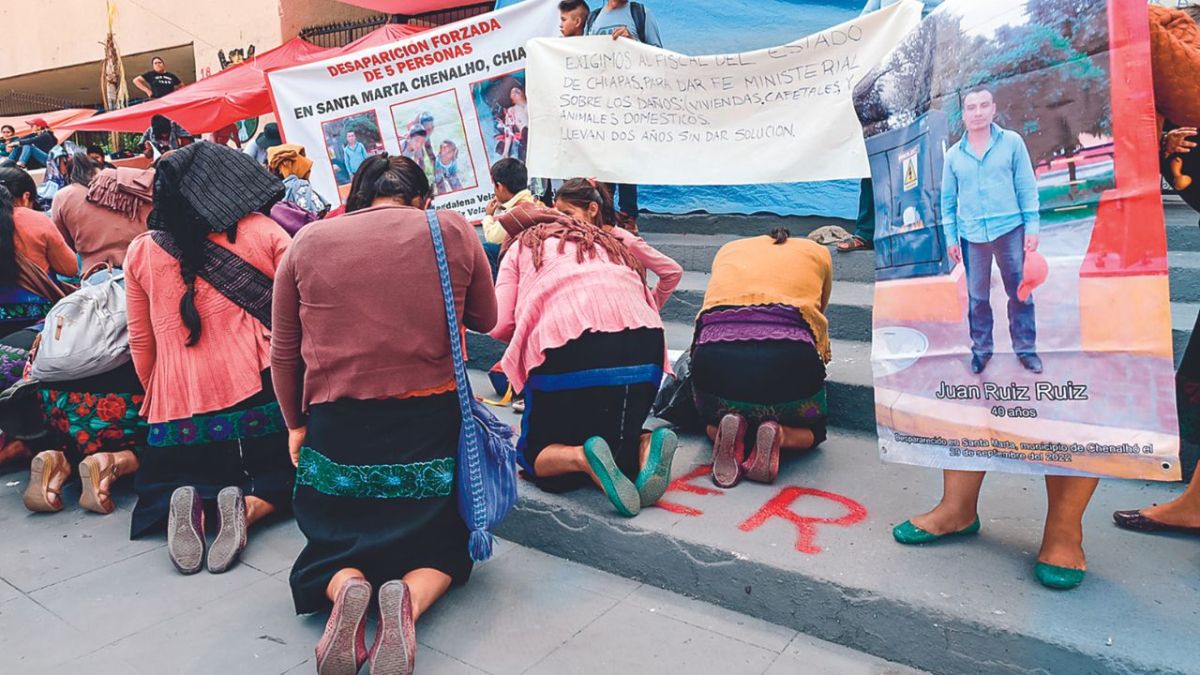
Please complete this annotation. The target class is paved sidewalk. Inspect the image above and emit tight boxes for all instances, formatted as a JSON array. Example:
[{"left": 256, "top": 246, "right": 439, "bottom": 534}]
[{"left": 0, "top": 473, "right": 919, "bottom": 675}]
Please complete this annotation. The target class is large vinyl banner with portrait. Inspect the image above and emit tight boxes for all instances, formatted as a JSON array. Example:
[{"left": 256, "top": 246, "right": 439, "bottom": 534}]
[
  {"left": 265, "top": 0, "right": 559, "bottom": 216},
  {"left": 856, "top": 0, "right": 1181, "bottom": 480}
]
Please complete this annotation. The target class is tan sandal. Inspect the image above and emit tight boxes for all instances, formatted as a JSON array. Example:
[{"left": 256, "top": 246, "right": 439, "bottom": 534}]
[
  {"left": 79, "top": 455, "right": 120, "bottom": 515},
  {"left": 23, "top": 451, "right": 70, "bottom": 513}
]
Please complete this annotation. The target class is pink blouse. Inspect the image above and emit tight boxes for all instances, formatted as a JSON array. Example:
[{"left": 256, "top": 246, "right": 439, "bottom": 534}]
[
  {"left": 490, "top": 236, "right": 669, "bottom": 393},
  {"left": 609, "top": 227, "right": 682, "bottom": 310},
  {"left": 124, "top": 214, "right": 290, "bottom": 424}
]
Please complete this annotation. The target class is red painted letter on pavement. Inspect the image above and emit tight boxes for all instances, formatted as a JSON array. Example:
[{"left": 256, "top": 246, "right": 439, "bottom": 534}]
[{"left": 738, "top": 487, "right": 868, "bottom": 554}]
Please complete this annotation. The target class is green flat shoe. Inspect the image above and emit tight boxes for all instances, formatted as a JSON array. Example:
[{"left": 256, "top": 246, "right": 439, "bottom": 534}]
[
  {"left": 583, "top": 437, "right": 640, "bottom": 518},
  {"left": 1034, "top": 563, "right": 1086, "bottom": 590},
  {"left": 635, "top": 428, "right": 678, "bottom": 507},
  {"left": 892, "top": 516, "right": 981, "bottom": 545}
]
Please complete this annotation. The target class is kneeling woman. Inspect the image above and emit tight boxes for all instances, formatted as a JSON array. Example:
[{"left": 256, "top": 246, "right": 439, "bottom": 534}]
[
  {"left": 274, "top": 156, "right": 496, "bottom": 675},
  {"left": 490, "top": 204, "right": 677, "bottom": 518},
  {"left": 124, "top": 143, "right": 293, "bottom": 575},
  {"left": 694, "top": 228, "right": 833, "bottom": 488}
]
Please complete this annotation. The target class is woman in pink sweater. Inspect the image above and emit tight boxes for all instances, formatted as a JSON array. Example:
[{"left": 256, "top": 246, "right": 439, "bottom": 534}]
[
  {"left": 491, "top": 192, "right": 678, "bottom": 518},
  {"left": 554, "top": 179, "right": 682, "bottom": 311},
  {"left": 124, "top": 143, "right": 292, "bottom": 576}
]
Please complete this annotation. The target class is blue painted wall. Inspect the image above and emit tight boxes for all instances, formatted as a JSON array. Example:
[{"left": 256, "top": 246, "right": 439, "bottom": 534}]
[{"left": 495, "top": 0, "right": 863, "bottom": 218}]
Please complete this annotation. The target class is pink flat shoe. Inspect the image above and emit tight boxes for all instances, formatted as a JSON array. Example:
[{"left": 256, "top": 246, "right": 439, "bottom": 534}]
[
  {"left": 316, "top": 578, "right": 371, "bottom": 675},
  {"left": 711, "top": 413, "right": 748, "bottom": 488},
  {"left": 743, "top": 421, "right": 782, "bottom": 484},
  {"left": 370, "top": 580, "right": 416, "bottom": 675}
]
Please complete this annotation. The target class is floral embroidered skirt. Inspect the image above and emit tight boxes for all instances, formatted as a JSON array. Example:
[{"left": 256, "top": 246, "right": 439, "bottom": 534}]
[
  {"left": 131, "top": 375, "right": 291, "bottom": 539},
  {"left": 290, "top": 393, "right": 471, "bottom": 615},
  {"left": 692, "top": 339, "right": 828, "bottom": 443},
  {"left": 37, "top": 361, "right": 147, "bottom": 462}
]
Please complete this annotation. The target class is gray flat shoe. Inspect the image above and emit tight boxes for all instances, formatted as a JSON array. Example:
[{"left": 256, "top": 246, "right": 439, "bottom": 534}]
[{"left": 207, "top": 487, "right": 247, "bottom": 574}]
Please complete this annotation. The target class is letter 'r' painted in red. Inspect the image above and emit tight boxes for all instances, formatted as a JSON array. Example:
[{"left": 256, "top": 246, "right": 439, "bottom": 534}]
[{"left": 738, "top": 487, "right": 868, "bottom": 554}]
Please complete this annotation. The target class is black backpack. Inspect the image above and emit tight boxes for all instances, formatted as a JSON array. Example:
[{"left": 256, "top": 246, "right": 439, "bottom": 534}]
[{"left": 586, "top": 2, "right": 649, "bottom": 44}]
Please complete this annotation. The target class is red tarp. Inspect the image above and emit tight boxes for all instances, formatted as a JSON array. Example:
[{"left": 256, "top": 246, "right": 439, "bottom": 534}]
[
  {"left": 62, "top": 24, "right": 429, "bottom": 135},
  {"left": 62, "top": 38, "right": 328, "bottom": 134},
  {"left": 0, "top": 108, "right": 97, "bottom": 143},
  {"left": 333, "top": 0, "right": 485, "bottom": 14}
]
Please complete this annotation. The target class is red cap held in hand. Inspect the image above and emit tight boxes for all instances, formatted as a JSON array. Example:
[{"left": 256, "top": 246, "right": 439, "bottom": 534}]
[{"left": 1018, "top": 250, "right": 1048, "bottom": 302}]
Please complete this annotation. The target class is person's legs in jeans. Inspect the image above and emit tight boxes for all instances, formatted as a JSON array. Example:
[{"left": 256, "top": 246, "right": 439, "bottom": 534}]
[
  {"left": 612, "top": 183, "right": 640, "bottom": 232},
  {"left": 15, "top": 145, "right": 48, "bottom": 168},
  {"left": 993, "top": 226, "right": 1037, "bottom": 356},
  {"left": 855, "top": 178, "right": 875, "bottom": 243},
  {"left": 963, "top": 238, "right": 996, "bottom": 359},
  {"left": 482, "top": 242, "right": 501, "bottom": 281}
]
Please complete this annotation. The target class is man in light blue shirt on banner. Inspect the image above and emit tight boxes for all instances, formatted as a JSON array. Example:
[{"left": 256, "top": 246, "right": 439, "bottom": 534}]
[
  {"left": 585, "top": 0, "right": 664, "bottom": 234},
  {"left": 941, "top": 86, "right": 1042, "bottom": 375}
]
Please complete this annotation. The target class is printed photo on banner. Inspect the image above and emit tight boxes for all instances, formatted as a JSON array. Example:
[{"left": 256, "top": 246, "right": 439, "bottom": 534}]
[
  {"left": 320, "top": 110, "right": 387, "bottom": 197},
  {"left": 265, "top": 0, "right": 562, "bottom": 216},
  {"left": 855, "top": 0, "right": 1178, "bottom": 480},
  {"left": 391, "top": 89, "right": 480, "bottom": 197},
  {"left": 471, "top": 70, "right": 529, "bottom": 166}
]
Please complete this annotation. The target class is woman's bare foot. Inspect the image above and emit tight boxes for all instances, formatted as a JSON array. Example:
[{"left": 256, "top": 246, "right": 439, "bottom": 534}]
[
  {"left": 1139, "top": 496, "right": 1200, "bottom": 529},
  {"left": 910, "top": 504, "right": 979, "bottom": 536},
  {"left": 0, "top": 439, "right": 33, "bottom": 467},
  {"left": 1037, "top": 522, "right": 1087, "bottom": 570}
]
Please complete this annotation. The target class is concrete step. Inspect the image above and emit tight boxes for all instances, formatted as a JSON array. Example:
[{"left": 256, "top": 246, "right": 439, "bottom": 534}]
[
  {"left": 469, "top": 371, "right": 1199, "bottom": 675},
  {"left": 643, "top": 198, "right": 1200, "bottom": 252},
  {"left": 643, "top": 232, "right": 1200, "bottom": 304}
]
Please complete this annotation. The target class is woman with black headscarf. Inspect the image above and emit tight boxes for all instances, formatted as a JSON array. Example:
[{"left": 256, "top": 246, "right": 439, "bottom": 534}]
[{"left": 123, "top": 142, "right": 293, "bottom": 575}]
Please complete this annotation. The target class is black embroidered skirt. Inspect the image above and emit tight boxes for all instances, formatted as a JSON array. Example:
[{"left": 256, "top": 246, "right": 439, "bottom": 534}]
[
  {"left": 289, "top": 393, "right": 472, "bottom": 615},
  {"left": 691, "top": 339, "right": 828, "bottom": 439},
  {"left": 519, "top": 328, "right": 665, "bottom": 493},
  {"left": 130, "top": 372, "right": 292, "bottom": 539}
]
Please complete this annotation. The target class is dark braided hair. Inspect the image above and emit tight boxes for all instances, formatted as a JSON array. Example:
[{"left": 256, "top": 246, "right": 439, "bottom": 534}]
[
  {"left": 0, "top": 185, "right": 16, "bottom": 286},
  {"left": 555, "top": 177, "right": 616, "bottom": 227},
  {"left": 344, "top": 154, "right": 431, "bottom": 213},
  {"left": 769, "top": 227, "right": 791, "bottom": 245},
  {"left": 152, "top": 163, "right": 239, "bottom": 346},
  {"left": 0, "top": 165, "right": 41, "bottom": 212},
  {"left": 67, "top": 149, "right": 98, "bottom": 188}
]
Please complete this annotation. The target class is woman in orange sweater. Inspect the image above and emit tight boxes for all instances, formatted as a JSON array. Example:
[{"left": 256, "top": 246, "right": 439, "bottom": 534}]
[
  {"left": 693, "top": 229, "right": 833, "bottom": 488},
  {"left": 124, "top": 143, "right": 293, "bottom": 576}
]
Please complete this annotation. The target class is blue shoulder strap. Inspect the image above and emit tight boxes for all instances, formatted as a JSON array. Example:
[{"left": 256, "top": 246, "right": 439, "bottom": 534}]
[
  {"left": 426, "top": 208, "right": 474, "bottom": 417},
  {"left": 631, "top": 2, "right": 648, "bottom": 44},
  {"left": 425, "top": 209, "right": 485, "bottom": 523}
]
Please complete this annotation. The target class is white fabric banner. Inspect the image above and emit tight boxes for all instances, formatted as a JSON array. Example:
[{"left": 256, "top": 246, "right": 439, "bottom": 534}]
[
  {"left": 266, "top": 0, "right": 560, "bottom": 215},
  {"left": 525, "top": 1, "right": 922, "bottom": 185}
]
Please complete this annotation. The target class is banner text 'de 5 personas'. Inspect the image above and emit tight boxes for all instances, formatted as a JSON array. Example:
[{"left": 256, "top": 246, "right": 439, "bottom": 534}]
[
  {"left": 266, "top": 0, "right": 560, "bottom": 216},
  {"left": 525, "top": 1, "right": 921, "bottom": 185}
]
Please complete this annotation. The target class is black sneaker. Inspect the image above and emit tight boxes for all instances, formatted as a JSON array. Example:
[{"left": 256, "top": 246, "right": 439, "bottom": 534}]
[
  {"left": 971, "top": 353, "right": 992, "bottom": 374},
  {"left": 1019, "top": 354, "right": 1044, "bottom": 374}
]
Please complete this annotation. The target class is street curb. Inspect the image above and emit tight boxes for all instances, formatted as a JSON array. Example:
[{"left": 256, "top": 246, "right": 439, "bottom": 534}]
[{"left": 495, "top": 492, "right": 1178, "bottom": 675}]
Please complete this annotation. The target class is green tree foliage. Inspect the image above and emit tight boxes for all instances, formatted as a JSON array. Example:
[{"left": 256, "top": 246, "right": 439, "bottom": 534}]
[{"left": 855, "top": 0, "right": 1112, "bottom": 165}]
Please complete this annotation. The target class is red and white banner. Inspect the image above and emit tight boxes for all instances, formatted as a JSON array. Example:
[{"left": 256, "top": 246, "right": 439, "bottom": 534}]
[{"left": 266, "top": 0, "right": 559, "bottom": 216}]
